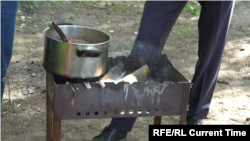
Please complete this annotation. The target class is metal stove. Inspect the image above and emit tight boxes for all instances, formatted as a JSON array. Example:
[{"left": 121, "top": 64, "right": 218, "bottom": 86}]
[{"left": 46, "top": 54, "right": 191, "bottom": 141}]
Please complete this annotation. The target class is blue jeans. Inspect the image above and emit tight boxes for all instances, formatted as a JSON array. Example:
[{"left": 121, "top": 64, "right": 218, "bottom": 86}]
[{"left": 1, "top": 1, "right": 19, "bottom": 102}]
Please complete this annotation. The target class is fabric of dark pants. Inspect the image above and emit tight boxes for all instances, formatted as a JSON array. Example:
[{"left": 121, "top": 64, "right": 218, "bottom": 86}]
[
  {"left": 109, "top": 1, "right": 235, "bottom": 132},
  {"left": 1, "top": 1, "right": 19, "bottom": 103}
]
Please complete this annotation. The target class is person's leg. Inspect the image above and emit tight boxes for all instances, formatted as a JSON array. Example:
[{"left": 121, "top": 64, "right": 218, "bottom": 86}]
[
  {"left": 1, "top": 1, "right": 19, "bottom": 102},
  {"left": 186, "top": 1, "right": 235, "bottom": 120},
  {"left": 130, "top": 1, "right": 188, "bottom": 56},
  {"left": 109, "top": 1, "right": 187, "bottom": 132}
]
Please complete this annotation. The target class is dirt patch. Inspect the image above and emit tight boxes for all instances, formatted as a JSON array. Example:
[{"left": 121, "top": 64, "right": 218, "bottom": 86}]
[{"left": 1, "top": 1, "right": 250, "bottom": 141}]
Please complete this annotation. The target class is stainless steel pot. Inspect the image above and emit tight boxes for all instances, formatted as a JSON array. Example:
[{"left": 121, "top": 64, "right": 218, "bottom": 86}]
[{"left": 43, "top": 25, "right": 111, "bottom": 79}]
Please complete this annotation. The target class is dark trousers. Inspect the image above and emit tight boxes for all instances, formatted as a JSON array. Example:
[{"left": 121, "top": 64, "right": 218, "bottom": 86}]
[
  {"left": 109, "top": 1, "right": 235, "bottom": 132},
  {"left": 1, "top": 1, "right": 19, "bottom": 102}
]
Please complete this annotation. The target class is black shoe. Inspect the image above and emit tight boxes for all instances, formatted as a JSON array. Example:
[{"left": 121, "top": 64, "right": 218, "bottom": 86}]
[
  {"left": 186, "top": 117, "right": 203, "bottom": 125},
  {"left": 90, "top": 126, "right": 128, "bottom": 141}
]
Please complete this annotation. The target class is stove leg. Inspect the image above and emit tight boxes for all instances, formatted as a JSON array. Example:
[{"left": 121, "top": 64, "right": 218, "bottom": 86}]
[
  {"left": 179, "top": 83, "right": 190, "bottom": 125},
  {"left": 53, "top": 118, "right": 61, "bottom": 141},
  {"left": 46, "top": 93, "right": 53, "bottom": 141},
  {"left": 154, "top": 116, "right": 162, "bottom": 125},
  {"left": 47, "top": 71, "right": 53, "bottom": 141}
]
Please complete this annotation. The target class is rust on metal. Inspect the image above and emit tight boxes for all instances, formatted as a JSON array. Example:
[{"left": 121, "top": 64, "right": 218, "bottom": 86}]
[
  {"left": 46, "top": 71, "right": 54, "bottom": 141},
  {"left": 53, "top": 119, "right": 61, "bottom": 141},
  {"left": 154, "top": 116, "right": 162, "bottom": 125},
  {"left": 47, "top": 71, "right": 62, "bottom": 141}
]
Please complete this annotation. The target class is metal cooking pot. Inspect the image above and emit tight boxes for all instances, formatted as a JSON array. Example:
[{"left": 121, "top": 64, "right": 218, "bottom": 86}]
[{"left": 43, "top": 24, "right": 111, "bottom": 79}]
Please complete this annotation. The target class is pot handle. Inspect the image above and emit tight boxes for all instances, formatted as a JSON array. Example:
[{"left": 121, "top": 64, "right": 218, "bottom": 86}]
[{"left": 76, "top": 49, "right": 102, "bottom": 57}]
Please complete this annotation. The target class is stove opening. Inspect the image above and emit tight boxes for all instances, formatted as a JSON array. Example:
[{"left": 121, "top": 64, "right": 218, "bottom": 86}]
[
  {"left": 129, "top": 110, "right": 133, "bottom": 115},
  {"left": 120, "top": 110, "right": 125, "bottom": 115},
  {"left": 155, "top": 109, "right": 159, "bottom": 113},
  {"left": 138, "top": 110, "right": 142, "bottom": 114},
  {"left": 146, "top": 109, "right": 150, "bottom": 114}
]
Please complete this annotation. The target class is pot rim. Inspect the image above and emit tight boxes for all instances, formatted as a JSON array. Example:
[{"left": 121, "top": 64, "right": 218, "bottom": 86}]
[{"left": 43, "top": 25, "right": 111, "bottom": 46}]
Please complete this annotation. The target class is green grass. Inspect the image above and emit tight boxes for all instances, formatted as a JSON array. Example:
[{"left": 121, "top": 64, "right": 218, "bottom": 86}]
[
  {"left": 15, "top": 17, "right": 22, "bottom": 26},
  {"left": 19, "top": 1, "right": 46, "bottom": 10},
  {"left": 18, "top": 1, "right": 67, "bottom": 12},
  {"left": 72, "top": 7, "right": 80, "bottom": 15},
  {"left": 172, "top": 26, "right": 194, "bottom": 39},
  {"left": 184, "top": 1, "right": 201, "bottom": 15},
  {"left": 180, "top": 47, "right": 188, "bottom": 51},
  {"left": 136, "top": 0, "right": 146, "bottom": 5},
  {"left": 81, "top": 0, "right": 96, "bottom": 5}
]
